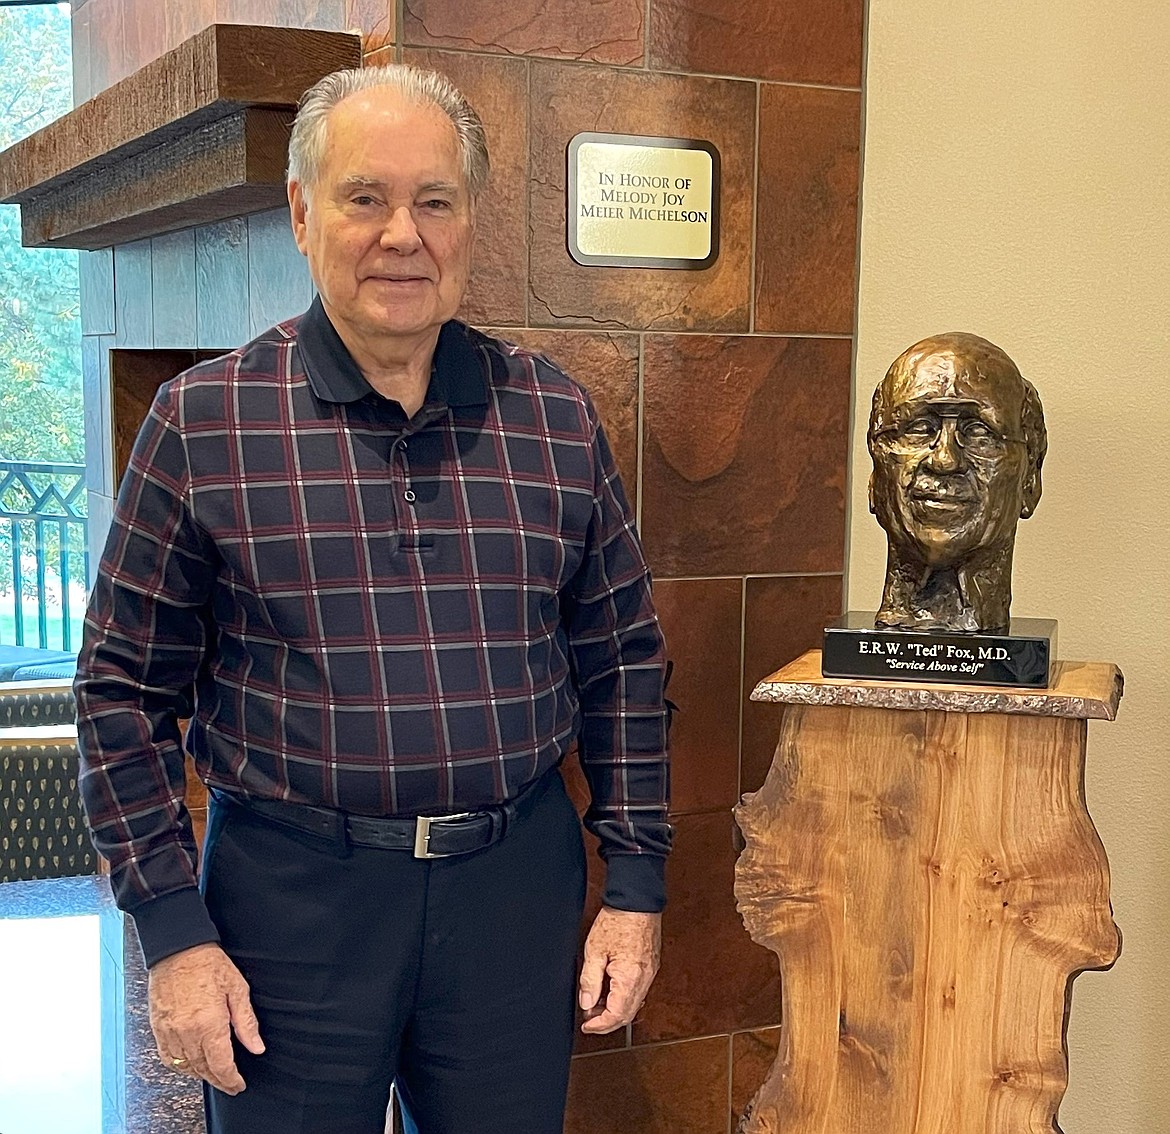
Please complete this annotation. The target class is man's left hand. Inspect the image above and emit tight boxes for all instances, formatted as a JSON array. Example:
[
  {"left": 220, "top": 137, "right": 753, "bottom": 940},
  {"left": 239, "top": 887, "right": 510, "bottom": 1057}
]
[{"left": 578, "top": 907, "right": 662, "bottom": 1034}]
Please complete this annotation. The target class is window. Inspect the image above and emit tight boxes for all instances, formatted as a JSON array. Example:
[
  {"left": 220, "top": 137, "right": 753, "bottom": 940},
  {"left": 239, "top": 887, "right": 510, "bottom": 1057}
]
[{"left": 0, "top": 1, "right": 85, "bottom": 656}]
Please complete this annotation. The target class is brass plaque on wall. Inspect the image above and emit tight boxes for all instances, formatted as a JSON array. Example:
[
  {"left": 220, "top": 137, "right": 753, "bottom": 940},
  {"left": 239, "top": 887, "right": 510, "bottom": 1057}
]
[{"left": 567, "top": 132, "right": 720, "bottom": 269}]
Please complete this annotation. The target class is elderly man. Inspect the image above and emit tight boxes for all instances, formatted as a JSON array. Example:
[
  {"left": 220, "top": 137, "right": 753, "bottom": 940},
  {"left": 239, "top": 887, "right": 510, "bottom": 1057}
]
[
  {"left": 867, "top": 331, "right": 1047, "bottom": 632},
  {"left": 75, "top": 64, "right": 671, "bottom": 1134}
]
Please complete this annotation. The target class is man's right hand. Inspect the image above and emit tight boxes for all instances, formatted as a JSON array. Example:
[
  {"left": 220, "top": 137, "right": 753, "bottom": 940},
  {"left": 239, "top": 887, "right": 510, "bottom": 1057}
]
[{"left": 148, "top": 942, "right": 265, "bottom": 1095}]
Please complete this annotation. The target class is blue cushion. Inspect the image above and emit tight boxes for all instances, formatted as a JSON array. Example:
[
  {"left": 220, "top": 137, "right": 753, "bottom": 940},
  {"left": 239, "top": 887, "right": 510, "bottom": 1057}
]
[
  {"left": 9, "top": 661, "right": 78, "bottom": 681},
  {"left": 0, "top": 647, "right": 78, "bottom": 682}
]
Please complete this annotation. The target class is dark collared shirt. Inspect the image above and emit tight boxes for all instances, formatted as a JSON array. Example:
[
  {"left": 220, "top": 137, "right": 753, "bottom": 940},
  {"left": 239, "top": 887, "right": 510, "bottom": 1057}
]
[{"left": 75, "top": 300, "right": 671, "bottom": 965}]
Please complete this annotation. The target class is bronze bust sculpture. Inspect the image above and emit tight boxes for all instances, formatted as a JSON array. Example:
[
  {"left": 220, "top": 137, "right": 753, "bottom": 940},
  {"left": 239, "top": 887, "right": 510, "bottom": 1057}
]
[{"left": 867, "top": 333, "right": 1047, "bottom": 633}]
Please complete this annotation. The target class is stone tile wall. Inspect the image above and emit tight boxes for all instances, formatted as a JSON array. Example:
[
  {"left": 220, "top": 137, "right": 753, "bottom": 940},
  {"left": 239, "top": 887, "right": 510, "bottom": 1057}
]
[{"left": 73, "top": 2, "right": 863, "bottom": 1128}]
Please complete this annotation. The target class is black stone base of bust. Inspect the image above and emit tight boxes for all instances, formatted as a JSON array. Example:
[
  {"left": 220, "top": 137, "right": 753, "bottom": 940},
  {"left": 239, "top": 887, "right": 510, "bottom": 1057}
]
[{"left": 822, "top": 612, "right": 1057, "bottom": 688}]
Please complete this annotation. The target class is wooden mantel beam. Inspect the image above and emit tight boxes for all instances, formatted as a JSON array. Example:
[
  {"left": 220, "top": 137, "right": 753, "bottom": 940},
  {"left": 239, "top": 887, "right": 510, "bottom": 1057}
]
[{"left": 0, "top": 24, "right": 361, "bottom": 250}]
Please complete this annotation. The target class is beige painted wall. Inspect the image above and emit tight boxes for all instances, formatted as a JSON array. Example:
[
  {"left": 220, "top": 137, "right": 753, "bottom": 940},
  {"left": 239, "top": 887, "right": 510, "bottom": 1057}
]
[{"left": 853, "top": 2, "right": 1170, "bottom": 1130}]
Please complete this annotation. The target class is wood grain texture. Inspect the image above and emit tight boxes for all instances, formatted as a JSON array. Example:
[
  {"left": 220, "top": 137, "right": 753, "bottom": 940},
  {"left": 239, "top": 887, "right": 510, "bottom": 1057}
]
[
  {"left": 1, "top": 25, "right": 359, "bottom": 198},
  {"left": 634, "top": 809, "right": 781, "bottom": 1043},
  {"left": 0, "top": 25, "right": 361, "bottom": 249},
  {"left": 752, "top": 652, "right": 1124, "bottom": 722},
  {"left": 733, "top": 700, "right": 1120, "bottom": 1134},
  {"left": 15, "top": 107, "right": 294, "bottom": 251}
]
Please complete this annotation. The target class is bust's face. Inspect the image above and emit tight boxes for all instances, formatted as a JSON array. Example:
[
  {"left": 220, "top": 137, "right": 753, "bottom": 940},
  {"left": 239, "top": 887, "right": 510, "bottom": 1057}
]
[{"left": 869, "top": 342, "right": 1034, "bottom": 568}]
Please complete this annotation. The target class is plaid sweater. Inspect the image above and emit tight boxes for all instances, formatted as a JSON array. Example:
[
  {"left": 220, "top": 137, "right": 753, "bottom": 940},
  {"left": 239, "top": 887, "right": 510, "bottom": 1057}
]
[{"left": 75, "top": 299, "right": 671, "bottom": 964}]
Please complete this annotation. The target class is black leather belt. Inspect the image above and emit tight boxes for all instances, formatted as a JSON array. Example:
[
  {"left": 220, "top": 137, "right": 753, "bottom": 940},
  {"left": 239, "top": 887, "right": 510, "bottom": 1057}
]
[{"left": 214, "top": 770, "right": 554, "bottom": 859}]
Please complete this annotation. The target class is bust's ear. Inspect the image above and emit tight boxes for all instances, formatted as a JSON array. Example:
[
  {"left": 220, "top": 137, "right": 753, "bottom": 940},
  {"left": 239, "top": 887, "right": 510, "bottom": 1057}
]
[{"left": 1020, "top": 465, "right": 1042, "bottom": 519}]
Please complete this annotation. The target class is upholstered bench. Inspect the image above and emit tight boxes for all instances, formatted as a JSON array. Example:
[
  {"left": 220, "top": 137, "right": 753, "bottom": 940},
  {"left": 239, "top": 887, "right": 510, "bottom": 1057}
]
[
  {"left": 0, "top": 724, "right": 99, "bottom": 883},
  {"left": 0, "top": 677, "right": 77, "bottom": 729}
]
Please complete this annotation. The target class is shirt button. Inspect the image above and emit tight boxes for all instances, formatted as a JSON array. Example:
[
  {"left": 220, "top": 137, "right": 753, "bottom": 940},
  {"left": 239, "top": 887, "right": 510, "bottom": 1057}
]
[{"left": 403, "top": 489, "right": 417, "bottom": 503}]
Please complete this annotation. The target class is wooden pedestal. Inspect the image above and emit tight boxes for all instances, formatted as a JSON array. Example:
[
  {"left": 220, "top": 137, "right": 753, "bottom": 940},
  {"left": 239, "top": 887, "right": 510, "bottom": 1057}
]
[{"left": 734, "top": 652, "right": 1123, "bottom": 1134}]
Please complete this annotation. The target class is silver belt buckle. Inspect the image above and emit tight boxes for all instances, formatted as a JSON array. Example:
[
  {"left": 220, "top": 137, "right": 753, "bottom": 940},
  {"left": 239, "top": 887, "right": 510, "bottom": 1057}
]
[{"left": 413, "top": 811, "right": 475, "bottom": 859}]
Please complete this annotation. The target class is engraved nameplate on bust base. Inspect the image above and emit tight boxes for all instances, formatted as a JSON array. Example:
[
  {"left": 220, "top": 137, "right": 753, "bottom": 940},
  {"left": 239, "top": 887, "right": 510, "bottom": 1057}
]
[{"left": 822, "top": 612, "right": 1056, "bottom": 688}]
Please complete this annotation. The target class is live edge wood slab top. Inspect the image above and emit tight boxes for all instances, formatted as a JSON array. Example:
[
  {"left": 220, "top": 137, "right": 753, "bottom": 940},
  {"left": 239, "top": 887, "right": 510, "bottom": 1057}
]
[{"left": 751, "top": 650, "right": 1123, "bottom": 721}]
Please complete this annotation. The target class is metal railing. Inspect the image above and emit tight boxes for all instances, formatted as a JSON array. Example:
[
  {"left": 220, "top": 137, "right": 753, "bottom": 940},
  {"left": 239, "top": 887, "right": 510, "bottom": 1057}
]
[{"left": 0, "top": 460, "right": 89, "bottom": 651}]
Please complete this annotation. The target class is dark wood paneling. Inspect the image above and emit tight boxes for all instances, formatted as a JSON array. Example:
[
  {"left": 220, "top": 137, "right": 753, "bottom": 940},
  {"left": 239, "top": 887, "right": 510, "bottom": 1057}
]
[
  {"left": 110, "top": 349, "right": 199, "bottom": 486},
  {"left": 16, "top": 108, "right": 295, "bottom": 251},
  {"left": 2, "top": 25, "right": 359, "bottom": 198}
]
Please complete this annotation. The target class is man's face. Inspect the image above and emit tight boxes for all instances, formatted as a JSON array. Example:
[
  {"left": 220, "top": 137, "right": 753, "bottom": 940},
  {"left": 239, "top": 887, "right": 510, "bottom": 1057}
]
[
  {"left": 868, "top": 348, "right": 1034, "bottom": 567},
  {"left": 289, "top": 88, "right": 475, "bottom": 349}
]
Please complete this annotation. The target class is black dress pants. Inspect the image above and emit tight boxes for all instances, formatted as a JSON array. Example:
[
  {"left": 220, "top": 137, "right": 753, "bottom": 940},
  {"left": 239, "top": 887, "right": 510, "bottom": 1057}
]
[{"left": 199, "top": 771, "right": 586, "bottom": 1134}]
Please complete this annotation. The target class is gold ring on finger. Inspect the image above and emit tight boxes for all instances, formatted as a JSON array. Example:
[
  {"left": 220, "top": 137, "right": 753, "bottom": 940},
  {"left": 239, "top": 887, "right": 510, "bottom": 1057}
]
[{"left": 171, "top": 1057, "right": 188, "bottom": 1067}]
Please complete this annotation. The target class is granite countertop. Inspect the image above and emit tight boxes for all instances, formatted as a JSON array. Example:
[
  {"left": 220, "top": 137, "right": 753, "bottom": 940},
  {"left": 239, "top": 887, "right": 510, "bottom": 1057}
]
[{"left": 0, "top": 875, "right": 204, "bottom": 1134}]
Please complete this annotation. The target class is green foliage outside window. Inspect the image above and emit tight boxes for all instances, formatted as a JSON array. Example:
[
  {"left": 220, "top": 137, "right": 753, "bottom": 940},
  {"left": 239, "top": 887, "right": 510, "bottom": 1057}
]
[
  {"left": 0, "top": 3, "right": 83, "bottom": 465},
  {"left": 0, "top": 3, "right": 84, "bottom": 638}
]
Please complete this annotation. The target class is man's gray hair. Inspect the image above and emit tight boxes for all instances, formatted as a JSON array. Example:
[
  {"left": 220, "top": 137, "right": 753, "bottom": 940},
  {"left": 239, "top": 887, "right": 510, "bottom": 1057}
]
[{"left": 287, "top": 64, "right": 490, "bottom": 202}]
